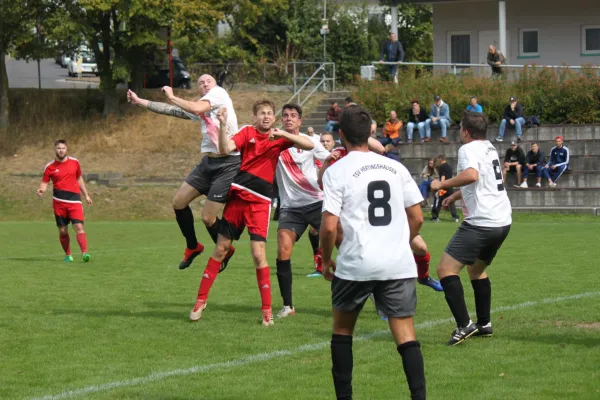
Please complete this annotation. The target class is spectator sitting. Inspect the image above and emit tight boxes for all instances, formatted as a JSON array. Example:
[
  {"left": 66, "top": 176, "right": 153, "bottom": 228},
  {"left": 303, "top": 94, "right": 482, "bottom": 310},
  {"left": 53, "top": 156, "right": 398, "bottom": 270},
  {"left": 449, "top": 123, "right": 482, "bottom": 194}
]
[
  {"left": 418, "top": 158, "right": 438, "bottom": 206},
  {"left": 466, "top": 96, "right": 483, "bottom": 113},
  {"left": 496, "top": 96, "right": 526, "bottom": 142},
  {"left": 378, "top": 32, "right": 405, "bottom": 83},
  {"left": 324, "top": 101, "right": 341, "bottom": 132},
  {"left": 320, "top": 132, "right": 335, "bottom": 152},
  {"left": 425, "top": 95, "right": 451, "bottom": 143},
  {"left": 431, "top": 154, "right": 459, "bottom": 222},
  {"left": 503, "top": 141, "right": 526, "bottom": 187},
  {"left": 543, "top": 136, "right": 570, "bottom": 188},
  {"left": 406, "top": 99, "right": 428, "bottom": 143},
  {"left": 344, "top": 97, "right": 357, "bottom": 108},
  {"left": 519, "top": 142, "right": 545, "bottom": 188},
  {"left": 383, "top": 144, "right": 401, "bottom": 163},
  {"left": 379, "top": 110, "right": 403, "bottom": 146}
]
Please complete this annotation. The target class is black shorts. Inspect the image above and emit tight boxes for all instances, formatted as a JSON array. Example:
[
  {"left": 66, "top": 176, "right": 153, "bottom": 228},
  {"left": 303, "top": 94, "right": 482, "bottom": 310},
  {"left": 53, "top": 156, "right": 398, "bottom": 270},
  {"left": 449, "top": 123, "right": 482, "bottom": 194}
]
[
  {"left": 278, "top": 201, "right": 322, "bottom": 241},
  {"left": 445, "top": 222, "right": 511, "bottom": 266},
  {"left": 185, "top": 155, "right": 241, "bottom": 203},
  {"left": 508, "top": 165, "right": 522, "bottom": 174},
  {"left": 331, "top": 277, "right": 417, "bottom": 318}
]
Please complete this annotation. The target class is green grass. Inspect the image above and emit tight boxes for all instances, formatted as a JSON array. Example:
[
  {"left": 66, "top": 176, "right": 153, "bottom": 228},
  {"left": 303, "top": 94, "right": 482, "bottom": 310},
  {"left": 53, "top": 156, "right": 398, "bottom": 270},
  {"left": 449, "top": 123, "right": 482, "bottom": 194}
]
[{"left": 1, "top": 215, "right": 600, "bottom": 400}]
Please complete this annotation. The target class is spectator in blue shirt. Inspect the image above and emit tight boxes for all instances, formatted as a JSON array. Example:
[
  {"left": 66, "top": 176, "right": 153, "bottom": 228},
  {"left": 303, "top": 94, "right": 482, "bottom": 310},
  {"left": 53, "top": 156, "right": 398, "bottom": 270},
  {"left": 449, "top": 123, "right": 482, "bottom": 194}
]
[
  {"left": 425, "top": 95, "right": 451, "bottom": 142},
  {"left": 543, "top": 136, "right": 570, "bottom": 187},
  {"left": 466, "top": 96, "right": 483, "bottom": 113}
]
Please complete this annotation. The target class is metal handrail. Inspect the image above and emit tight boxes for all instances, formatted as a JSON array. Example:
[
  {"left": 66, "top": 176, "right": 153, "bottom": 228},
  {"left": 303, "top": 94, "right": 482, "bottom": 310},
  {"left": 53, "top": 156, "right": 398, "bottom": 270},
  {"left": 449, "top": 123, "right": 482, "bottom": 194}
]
[
  {"left": 372, "top": 61, "right": 600, "bottom": 69},
  {"left": 276, "top": 62, "right": 335, "bottom": 117}
]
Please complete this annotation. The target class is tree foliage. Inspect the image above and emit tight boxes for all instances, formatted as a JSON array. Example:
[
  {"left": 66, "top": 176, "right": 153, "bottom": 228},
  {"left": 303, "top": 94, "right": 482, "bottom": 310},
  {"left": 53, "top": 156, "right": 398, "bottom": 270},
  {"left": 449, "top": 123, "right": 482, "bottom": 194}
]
[{"left": 379, "top": 1, "right": 433, "bottom": 62}]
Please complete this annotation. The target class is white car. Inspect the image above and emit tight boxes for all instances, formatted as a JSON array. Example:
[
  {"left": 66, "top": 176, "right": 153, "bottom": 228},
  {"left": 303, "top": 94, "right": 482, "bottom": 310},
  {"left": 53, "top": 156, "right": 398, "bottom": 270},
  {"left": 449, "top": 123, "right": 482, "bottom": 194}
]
[
  {"left": 59, "top": 54, "right": 71, "bottom": 68},
  {"left": 67, "top": 53, "right": 98, "bottom": 77}
]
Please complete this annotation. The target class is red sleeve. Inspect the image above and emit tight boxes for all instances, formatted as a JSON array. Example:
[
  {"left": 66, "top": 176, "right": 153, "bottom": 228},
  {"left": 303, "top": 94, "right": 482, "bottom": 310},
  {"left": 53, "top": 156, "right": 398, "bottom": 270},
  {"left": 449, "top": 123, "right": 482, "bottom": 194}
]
[
  {"left": 42, "top": 165, "right": 51, "bottom": 183},
  {"left": 279, "top": 138, "right": 294, "bottom": 151},
  {"left": 76, "top": 160, "right": 82, "bottom": 179},
  {"left": 232, "top": 126, "right": 249, "bottom": 151}
]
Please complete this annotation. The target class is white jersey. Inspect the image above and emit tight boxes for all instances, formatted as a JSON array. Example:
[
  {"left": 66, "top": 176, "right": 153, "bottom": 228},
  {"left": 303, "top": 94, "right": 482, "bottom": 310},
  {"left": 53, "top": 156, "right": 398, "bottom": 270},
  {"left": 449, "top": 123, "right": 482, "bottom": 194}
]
[
  {"left": 457, "top": 140, "right": 512, "bottom": 227},
  {"left": 322, "top": 151, "right": 423, "bottom": 281},
  {"left": 276, "top": 134, "right": 330, "bottom": 208},
  {"left": 199, "top": 86, "right": 239, "bottom": 155}
]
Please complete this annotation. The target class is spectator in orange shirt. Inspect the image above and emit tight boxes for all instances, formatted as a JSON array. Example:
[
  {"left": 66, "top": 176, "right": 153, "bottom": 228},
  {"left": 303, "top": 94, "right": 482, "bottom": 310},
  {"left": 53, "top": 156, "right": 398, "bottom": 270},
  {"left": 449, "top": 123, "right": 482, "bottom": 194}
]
[{"left": 378, "top": 110, "right": 403, "bottom": 147}]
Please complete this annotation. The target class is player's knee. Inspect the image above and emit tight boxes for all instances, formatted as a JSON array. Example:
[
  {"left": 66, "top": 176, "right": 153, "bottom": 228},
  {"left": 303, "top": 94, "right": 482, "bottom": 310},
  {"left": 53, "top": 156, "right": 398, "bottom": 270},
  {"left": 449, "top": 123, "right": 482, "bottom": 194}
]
[
  {"left": 58, "top": 227, "right": 69, "bottom": 236},
  {"left": 172, "top": 193, "right": 189, "bottom": 210},
  {"left": 201, "top": 213, "right": 216, "bottom": 227},
  {"left": 214, "top": 241, "right": 230, "bottom": 259},
  {"left": 251, "top": 249, "right": 266, "bottom": 267}
]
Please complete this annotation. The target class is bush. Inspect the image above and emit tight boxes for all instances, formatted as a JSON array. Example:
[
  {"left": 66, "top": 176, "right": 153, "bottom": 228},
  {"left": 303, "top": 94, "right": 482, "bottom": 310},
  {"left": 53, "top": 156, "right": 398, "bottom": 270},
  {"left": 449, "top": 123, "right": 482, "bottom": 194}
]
[{"left": 354, "top": 66, "right": 600, "bottom": 125}]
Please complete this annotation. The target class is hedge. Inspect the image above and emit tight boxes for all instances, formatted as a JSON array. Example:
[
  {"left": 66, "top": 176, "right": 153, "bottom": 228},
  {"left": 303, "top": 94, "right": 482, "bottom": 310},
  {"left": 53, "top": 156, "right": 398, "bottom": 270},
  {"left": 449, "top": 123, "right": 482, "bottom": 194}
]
[{"left": 353, "top": 66, "right": 600, "bottom": 126}]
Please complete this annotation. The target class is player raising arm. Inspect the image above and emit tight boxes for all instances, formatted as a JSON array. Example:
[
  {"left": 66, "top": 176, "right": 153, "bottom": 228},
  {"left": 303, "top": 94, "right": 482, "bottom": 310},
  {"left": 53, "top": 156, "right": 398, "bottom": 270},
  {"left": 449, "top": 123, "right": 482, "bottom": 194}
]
[
  {"left": 430, "top": 111, "right": 512, "bottom": 346},
  {"left": 189, "top": 101, "right": 313, "bottom": 326},
  {"left": 37, "top": 140, "right": 93, "bottom": 263},
  {"left": 320, "top": 105, "right": 427, "bottom": 400}
]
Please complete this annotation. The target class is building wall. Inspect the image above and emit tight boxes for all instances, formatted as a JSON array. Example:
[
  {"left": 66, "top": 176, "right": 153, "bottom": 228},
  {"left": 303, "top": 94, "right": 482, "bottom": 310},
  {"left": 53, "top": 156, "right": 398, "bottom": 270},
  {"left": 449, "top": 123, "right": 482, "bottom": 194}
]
[{"left": 432, "top": 0, "right": 600, "bottom": 68}]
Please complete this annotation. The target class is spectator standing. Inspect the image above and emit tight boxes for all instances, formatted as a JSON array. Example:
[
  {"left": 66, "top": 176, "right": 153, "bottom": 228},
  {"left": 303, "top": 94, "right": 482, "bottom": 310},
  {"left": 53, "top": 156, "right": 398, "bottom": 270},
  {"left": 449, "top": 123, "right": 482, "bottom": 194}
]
[
  {"left": 425, "top": 95, "right": 451, "bottom": 143},
  {"left": 503, "top": 141, "right": 526, "bottom": 187},
  {"left": 325, "top": 101, "right": 342, "bottom": 133},
  {"left": 407, "top": 100, "right": 428, "bottom": 143},
  {"left": 496, "top": 97, "right": 526, "bottom": 142},
  {"left": 519, "top": 142, "right": 545, "bottom": 188},
  {"left": 466, "top": 97, "right": 483, "bottom": 113},
  {"left": 431, "top": 154, "right": 460, "bottom": 222},
  {"left": 379, "top": 32, "right": 405, "bottom": 83},
  {"left": 379, "top": 111, "right": 403, "bottom": 146},
  {"left": 487, "top": 45, "right": 506, "bottom": 77},
  {"left": 418, "top": 158, "right": 438, "bottom": 206},
  {"left": 543, "top": 136, "right": 570, "bottom": 188}
]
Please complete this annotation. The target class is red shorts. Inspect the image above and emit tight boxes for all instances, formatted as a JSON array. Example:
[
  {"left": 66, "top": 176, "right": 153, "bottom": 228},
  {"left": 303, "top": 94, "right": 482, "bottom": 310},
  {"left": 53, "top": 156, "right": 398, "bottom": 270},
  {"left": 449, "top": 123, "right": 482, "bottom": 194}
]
[
  {"left": 221, "top": 195, "right": 271, "bottom": 242},
  {"left": 53, "top": 200, "right": 84, "bottom": 226}
]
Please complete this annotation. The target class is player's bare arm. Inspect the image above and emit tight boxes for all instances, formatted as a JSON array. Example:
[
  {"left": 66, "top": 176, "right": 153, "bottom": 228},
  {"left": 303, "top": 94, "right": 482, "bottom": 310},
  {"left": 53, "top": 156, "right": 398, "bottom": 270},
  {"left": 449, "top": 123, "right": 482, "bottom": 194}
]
[
  {"left": 217, "top": 107, "right": 237, "bottom": 154},
  {"left": 127, "top": 89, "right": 195, "bottom": 120},
  {"left": 431, "top": 168, "right": 478, "bottom": 191},
  {"left": 77, "top": 176, "right": 93, "bottom": 206},
  {"left": 36, "top": 181, "right": 49, "bottom": 197},
  {"left": 442, "top": 189, "right": 462, "bottom": 208},
  {"left": 317, "top": 150, "right": 342, "bottom": 188},
  {"left": 405, "top": 204, "right": 424, "bottom": 242},
  {"left": 319, "top": 211, "right": 338, "bottom": 281},
  {"left": 269, "top": 129, "right": 314, "bottom": 150},
  {"left": 367, "top": 137, "right": 385, "bottom": 154},
  {"left": 161, "top": 86, "right": 211, "bottom": 116}
]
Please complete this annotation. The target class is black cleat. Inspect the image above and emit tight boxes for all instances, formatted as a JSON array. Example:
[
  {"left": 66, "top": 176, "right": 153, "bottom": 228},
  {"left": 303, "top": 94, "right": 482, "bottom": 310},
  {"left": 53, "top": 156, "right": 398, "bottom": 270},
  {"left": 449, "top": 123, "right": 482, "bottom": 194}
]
[
  {"left": 448, "top": 321, "right": 479, "bottom": 346},
  {"left": 473, "top": 322, "right": 493, "bottom": 337},
  {"left": 179, "top": 243, "right": 204, "bottom": 270}
]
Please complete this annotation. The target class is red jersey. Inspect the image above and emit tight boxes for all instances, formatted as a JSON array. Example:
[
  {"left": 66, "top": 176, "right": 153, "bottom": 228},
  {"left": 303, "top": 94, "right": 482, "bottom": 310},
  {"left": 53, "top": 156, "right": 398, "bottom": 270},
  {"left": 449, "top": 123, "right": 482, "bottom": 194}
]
[
  {"left": 330, "top": 146, "right": 348, "bottom": 166},
  {"left": 42, "top": 157, "right": 82, "bottom": 203},
  {"left": 230, "top": 125, "right": 294, "bottom": 202}
]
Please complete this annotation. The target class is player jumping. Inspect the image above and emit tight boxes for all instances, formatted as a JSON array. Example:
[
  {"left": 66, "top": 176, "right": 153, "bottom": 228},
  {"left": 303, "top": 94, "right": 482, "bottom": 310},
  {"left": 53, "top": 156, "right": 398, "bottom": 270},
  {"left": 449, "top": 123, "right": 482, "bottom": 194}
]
[
  {"left": 189, "top": 101, "right": 314, "bottom": 326},
  {"left": 127, "top": 74, "right": 238, "bottom": 271},
  {"left": 37, "top": 140, "right": 93, "bottom": 263}
]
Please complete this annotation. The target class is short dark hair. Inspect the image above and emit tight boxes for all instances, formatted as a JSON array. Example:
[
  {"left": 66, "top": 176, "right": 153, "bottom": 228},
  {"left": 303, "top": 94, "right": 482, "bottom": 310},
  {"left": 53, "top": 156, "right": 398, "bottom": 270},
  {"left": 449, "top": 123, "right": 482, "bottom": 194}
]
[
  {"left": 344, "top": 97, "right": 353, "bottom": 103},
  {"left": 54, "top": 139, "right": 67, "bottom": 146},
  {"left": 282, "top": 103, "right": 302, "bottom": 119},
  {"left": 411, "top": 99, "right": 419, "bottom": 105},
  {"left": 531, "top": 142, "right": 538, "bottom": 146},
  {"left": 461, "top": 111, "right": 488, "bottom": 139},
  {"left": 252, "top": 99, "right": 276, "bottom": 115},
  {"left": 320, "top": 132, "right": 334, "bottom": 140},
  {"left": 435, "top": 153, "right": 446, "bottom": 162},
  {"left": 339, "top": 105, "right": 371, "bottom": 146}
]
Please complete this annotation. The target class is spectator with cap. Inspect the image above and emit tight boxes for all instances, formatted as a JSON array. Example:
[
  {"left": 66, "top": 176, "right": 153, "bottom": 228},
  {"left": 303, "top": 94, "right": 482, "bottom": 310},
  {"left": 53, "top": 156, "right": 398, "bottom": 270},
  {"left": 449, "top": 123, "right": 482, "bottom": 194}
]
[
  {"left": 503, "top": 140, "right": 526, "bottom": 187},
  {"left": 406, "top": 99, "right": 428, "bottom": 143},
  {"left": 496, "top": 96, "right": 526, "bottom": 142},
  {"left": 543, "top": 136, "right": 570, "bottom": 188},
  {"left": 425, "top": 94, "right": 451, "bottom": 143},
  {"left": 324, "top": 101, "right": 342, "bottom": 133},
  {"left": 519, "top": 142, "right": 545, "bottom": 188},
  {"left": 466, "top": 96, "right": 483, "bottom": 113},
  {"left": 379, "top": 110, "right": 403, "bottom": 146}
]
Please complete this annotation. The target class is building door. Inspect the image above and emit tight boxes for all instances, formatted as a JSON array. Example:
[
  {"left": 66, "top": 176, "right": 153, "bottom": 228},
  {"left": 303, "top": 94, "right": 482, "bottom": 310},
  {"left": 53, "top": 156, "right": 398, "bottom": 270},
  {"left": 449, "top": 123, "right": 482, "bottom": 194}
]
[
  {"left": 448, "top": 33, "right": 471, "bottom": 65},
  {"left": 479, "top": 30, "right": 510, "bottom": 75}
]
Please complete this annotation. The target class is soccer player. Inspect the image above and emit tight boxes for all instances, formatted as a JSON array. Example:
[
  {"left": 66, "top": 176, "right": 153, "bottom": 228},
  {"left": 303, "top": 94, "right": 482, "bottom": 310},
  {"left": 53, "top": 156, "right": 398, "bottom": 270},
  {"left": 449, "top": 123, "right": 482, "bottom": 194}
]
[
  {"left": 37, "top": 140, "right": 93, "bottom": 262},
  {"left": 430, "top": 111, "right": 512, "bottom": 346},
  {"left": 274, "top": 104, "right": 331, "bottom": 317},
  {"left": 320, "top": 132, "right": 336, "bottom": 152},
  {"left": 127, "top": 74, "right": 239, "bottom": 271},
  {"left": 189, "top": 100, "right": 314, "bottom": 326},
  {"left": 321, "top": 105, "right": 426, "bottom": 400}
]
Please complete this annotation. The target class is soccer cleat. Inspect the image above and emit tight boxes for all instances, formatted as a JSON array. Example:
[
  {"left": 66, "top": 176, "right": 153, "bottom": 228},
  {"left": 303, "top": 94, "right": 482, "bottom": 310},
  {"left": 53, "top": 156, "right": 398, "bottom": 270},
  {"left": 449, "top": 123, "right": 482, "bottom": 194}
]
[
  {"left": 219, "top": 245, "right": 235, "bottom": 273},
  {"left": 82, "top": 253, "right": 91, "bottom": 263},
  {"left": 418, "top": 277, "right": 443, "bottom": 292},
  {"left": 277, "top": 305, "right": 296, "bottom": 319},
  {"left": 189, "top": 300, "right": 207, "bottom": 321},
  {"left": 473, "top": 322, "right": 493, "bottom": 337},
  {"left": 448, "top": 321, "right": 479, "bottom": 346},
  {"left": 519, "top": 182, "right": 528, "bottom": 188},
  {"left": 306, "top": 270, "right": 322, "bottom": 277},
  {"left": 535, "top": 182, "right": 542, "bottom": 188},
  {"left": 64, "top": 255, "right": 73, "bottom": 263},
  {"left": 179, "top": 242, "right": 205, "bottom": 270},
  {"left": 262, "top": 308, "right": 274, "bottom": 326},
  {"left": 495, "top": 137, "right": 503, "bottom": 142}
]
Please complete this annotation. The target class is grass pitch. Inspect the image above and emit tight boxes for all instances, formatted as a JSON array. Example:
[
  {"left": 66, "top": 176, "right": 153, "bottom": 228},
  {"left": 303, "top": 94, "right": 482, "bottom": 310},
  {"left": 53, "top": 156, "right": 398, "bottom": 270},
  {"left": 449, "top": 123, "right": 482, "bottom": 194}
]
[{"left": 1, "top": 214, "right": 599, "bottom": 399}]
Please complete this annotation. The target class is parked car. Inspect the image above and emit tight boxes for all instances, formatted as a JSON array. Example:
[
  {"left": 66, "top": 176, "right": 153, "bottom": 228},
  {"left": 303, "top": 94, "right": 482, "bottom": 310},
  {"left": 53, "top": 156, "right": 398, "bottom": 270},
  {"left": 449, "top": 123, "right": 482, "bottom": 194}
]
[
  {"left": 58, "top": 53, "right": 72, "bottom": 68},
  {"left": 67, "top": 52, "right": 98, "bottom": 77},
  {"left": 145, "top": 56, "right": 191, "bottom": 89}
]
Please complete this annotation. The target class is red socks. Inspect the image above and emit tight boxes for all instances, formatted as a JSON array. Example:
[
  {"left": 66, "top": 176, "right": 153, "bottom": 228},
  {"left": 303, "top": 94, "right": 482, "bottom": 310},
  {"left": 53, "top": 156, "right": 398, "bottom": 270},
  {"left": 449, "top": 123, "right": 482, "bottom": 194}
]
[
  {"left": 414, "top": 252, "right": 431, "bottom": 280},
  {"left": 256, "top": 266, "right": 272, "bottom": 311},
  {"left": 76, "top": 233, "right": 88, "bottom": 253},
  {"left": 59, "top": 234, "right": 71, "bottom": 255},
  {"left": 197, "top": 257, "right": 221, "bottom": 302}
]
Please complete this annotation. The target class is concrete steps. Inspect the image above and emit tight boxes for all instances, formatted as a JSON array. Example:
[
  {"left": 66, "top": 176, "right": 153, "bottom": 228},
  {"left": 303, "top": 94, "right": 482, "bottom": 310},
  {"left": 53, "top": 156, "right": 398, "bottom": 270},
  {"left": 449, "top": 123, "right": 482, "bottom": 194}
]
[{"left": 303, "top": 91, "right": 351, "bottom": 129}]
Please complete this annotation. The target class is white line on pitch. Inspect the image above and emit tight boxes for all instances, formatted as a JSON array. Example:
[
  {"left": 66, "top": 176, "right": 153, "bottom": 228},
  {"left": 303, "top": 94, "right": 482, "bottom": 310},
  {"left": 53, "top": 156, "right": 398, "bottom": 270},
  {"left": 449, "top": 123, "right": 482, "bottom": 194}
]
[{"left": 29, "top": 291, "right": 600, "bottom": 400}]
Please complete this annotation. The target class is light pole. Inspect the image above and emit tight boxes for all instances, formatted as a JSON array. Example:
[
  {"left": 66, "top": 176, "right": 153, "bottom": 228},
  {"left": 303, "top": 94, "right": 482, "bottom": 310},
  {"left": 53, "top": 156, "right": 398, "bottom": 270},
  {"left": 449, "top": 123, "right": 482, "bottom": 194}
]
[{"left": 320, "top": 0, "right": 329, "bottom": 91}]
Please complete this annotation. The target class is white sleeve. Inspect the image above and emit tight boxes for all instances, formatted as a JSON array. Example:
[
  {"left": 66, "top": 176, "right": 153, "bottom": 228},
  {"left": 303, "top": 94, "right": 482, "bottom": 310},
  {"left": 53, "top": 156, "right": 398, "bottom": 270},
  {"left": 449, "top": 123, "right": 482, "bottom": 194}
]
[
  {"left": 400, "top": 165, "right": 424, "bottom": 208},
  {"left": 312, "top": 141, "right": 332, "bottom": 162},
  {"left": 458, "top": 145, "right": 480, "bottom": 172},
  {"left": 201, "top": 87, "right": 226, "bottom": 110},
  {"left": 322, "top": 167, "right": 343, "bottom": 216}
]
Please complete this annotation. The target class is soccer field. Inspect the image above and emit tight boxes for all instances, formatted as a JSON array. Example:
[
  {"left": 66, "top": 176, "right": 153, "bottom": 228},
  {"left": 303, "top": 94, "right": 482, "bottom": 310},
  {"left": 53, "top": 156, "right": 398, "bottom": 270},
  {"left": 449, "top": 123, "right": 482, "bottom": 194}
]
[{"left": 1, "top": 215, "right": 599, "bottom": 400}]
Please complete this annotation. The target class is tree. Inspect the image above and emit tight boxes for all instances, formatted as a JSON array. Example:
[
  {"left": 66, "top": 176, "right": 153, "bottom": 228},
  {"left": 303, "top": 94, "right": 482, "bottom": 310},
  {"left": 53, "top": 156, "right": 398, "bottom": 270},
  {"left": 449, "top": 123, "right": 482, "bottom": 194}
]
[{"left": 379, "top": 1, "right": 433, "bottom": 62}]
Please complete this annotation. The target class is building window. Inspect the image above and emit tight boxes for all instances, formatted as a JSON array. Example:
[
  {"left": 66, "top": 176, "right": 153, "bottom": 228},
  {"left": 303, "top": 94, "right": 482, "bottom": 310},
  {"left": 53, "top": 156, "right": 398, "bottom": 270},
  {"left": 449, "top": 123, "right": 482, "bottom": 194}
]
[
  {"left": 520, "top": 29, "right": 539, "bottom": 57},
  {"left": 448, "top": 33, "right": 471, "bottom": 65},
  {"left": 582, "top": 25, "right": 600, "bottom": 55}
]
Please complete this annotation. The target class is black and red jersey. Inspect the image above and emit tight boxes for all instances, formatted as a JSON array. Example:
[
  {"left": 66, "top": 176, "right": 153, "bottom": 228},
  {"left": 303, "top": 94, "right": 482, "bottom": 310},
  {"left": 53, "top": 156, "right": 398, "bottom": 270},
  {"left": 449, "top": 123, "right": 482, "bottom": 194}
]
[
  {"left": 231, "top": 125, "right": 294, "bottom": 203},
  {"left": 329, "top": 147, "right": 348, "bottom": 166},
  {"left": 42, "top": 157, "right": 82, "bottom": 203}
]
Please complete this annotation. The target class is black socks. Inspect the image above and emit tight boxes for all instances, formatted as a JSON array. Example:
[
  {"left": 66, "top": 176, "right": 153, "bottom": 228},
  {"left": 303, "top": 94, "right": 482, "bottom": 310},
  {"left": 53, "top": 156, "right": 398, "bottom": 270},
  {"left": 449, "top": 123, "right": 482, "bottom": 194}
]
[
  {"left": 174, "top": 206, "right": 197, "bottom": 250},
  {"left": 397, "top": 341, "right": 426, "bottom": 400},
  {"left": 276, "top": 259, "right": 293, "bottom": 307},
  {"left": 331, "top": 334, "right": 353, "bottom": 400},
  {"left": 309, "top": 231, "right": 320, "bottom": 255},
  {"left": 206, "top": 217, "right": 221, "bottom": 244},
  {"left": 471, "top": 277, "right": 491, "bottom": 326},
  {"left": 440, "top": 275, "right": 471, "bottom": 328}
]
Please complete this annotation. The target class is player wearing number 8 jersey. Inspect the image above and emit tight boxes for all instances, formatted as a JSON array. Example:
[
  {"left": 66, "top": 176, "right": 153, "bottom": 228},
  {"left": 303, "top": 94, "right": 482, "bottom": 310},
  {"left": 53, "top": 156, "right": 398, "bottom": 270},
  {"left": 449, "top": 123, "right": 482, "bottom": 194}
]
[
  {"left": 430, "top": 111, "right": 512, "bottom": 346},
  {"left": 321, "top": 105, "right": 426, "bottom": 400}
]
